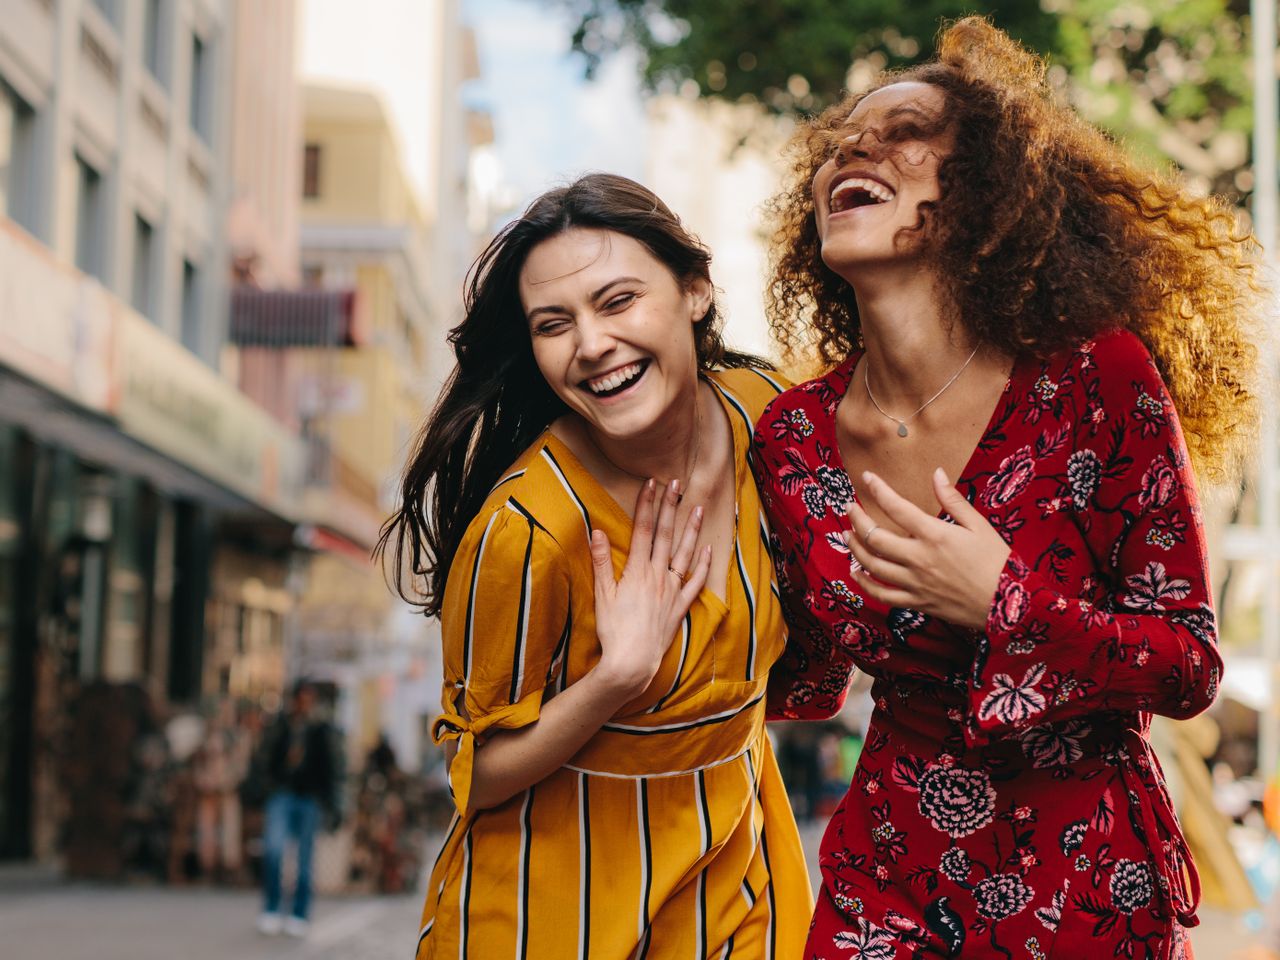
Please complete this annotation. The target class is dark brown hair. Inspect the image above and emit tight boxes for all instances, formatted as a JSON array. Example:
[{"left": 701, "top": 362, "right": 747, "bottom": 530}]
[
  {"left": 378, "top": 173, "right": 758, "bottom": 616},
  {"left": 767, "top": 17, "right": 1263, "bottom": 481}
]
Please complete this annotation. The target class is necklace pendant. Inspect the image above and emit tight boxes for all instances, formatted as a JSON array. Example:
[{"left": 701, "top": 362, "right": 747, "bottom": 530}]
[{"left": 897, "top": 423, "right": 909, "bottom": 438}]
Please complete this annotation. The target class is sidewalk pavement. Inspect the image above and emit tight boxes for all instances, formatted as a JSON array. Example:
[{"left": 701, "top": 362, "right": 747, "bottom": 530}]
[
  {"left": 0, "top": 823, "right": 1263, "bottom": 958},
  {"left": 0, "top": 870, "right": 424, "bottom": 960}
]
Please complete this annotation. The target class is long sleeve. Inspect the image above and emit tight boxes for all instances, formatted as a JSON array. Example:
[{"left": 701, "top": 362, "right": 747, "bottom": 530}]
[
  {"left": 965, "top": 332, "right": 1220, "bottom": 748},
  {"left": 765, "top": 569, "right": 859, "bottom": 721},
  {"left": 751, "top": 392, "right": 859, "bottom": 721},
  {"left": 432, "top": 504, "right": 571, "bottom": 812}
]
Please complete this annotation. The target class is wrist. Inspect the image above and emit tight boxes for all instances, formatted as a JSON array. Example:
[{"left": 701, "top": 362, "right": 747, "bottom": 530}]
[{"left": 589, "top": 655, "right": 654, "bottom": 700}]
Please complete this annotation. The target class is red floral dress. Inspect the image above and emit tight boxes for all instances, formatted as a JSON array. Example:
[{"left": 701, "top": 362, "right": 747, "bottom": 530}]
[{"left": 751, "top": 331, "right": 1215, "bottom": 960}]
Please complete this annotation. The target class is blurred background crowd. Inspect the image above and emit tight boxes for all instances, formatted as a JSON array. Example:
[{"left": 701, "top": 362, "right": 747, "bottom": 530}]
[{"left": 0, "top": 0, "right": 1278, "bottom": 956}]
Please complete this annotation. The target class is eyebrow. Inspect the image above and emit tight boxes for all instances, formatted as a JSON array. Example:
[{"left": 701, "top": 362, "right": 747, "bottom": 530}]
[{"left": 525, "top": 277, "right": 644, "bottom": 321}]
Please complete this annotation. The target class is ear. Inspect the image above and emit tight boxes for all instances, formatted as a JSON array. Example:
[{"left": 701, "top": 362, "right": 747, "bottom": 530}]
[{"left": 687, "top": 274, "right": 713, "bottom": 323}]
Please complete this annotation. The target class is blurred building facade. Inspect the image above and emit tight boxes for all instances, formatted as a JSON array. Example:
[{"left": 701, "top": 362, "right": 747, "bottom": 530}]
[
  {"left": 644, "top": 95, "right": 792, "bottom": 361},
  {"left": 0, "top": 0, "right": 478, "bottom": 870}
]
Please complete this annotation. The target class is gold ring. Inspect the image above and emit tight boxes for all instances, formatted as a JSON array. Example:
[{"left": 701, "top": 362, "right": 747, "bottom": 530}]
[
  {"left": 864, "top": 524, "right": 880, "bottom": 547},
  {"left": 668, "top": 566, "right": 689, "bottom": 584}
]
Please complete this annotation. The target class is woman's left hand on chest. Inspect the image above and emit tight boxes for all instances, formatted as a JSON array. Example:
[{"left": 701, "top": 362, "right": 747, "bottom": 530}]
[{"left": 845, "top": 467, "right": 1011, "bottom": 630}]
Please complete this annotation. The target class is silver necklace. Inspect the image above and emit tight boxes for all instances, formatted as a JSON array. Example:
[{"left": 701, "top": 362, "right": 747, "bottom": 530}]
[
  {"left": 584, "top": 400, "right": 702, "bottom": 489},
  {"left": 863, "top": 344, "right": 981, "bottom": 438}
]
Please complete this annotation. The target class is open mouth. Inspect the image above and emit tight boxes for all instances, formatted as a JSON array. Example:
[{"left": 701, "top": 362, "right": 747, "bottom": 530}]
[
  {"left": 583, "top": 359, "right": 650, "bottom": 398},
  {"left": 830, "top": 176, "right": 896, "bottom": 213}
]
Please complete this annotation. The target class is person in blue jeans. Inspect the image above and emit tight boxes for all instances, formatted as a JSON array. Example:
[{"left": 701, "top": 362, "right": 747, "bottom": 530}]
[{"left": 255, "top": 679, "right": 342, "bottom": 938}]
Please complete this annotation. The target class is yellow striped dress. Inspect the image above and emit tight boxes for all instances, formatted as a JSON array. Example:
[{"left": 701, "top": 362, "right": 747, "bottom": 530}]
[{"left": 416, "top": 368, "right": 812, "bottom": 960}]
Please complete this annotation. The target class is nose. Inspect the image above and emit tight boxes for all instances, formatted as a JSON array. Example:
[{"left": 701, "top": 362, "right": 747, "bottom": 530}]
[
  {"left": 575, "top": 315, "right": 617, "bottom": 363},
  {"left": 834, "top": 133, "right": 870, "bottom": 167}
]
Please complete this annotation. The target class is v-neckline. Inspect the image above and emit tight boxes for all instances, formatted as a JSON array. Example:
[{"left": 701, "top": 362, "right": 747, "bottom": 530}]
[
  {"left": 541, "top": 374, "right": 742, "bottom": 612},
  {"left": 827, "top": 348, "right": 1025, "bottom": 520}
]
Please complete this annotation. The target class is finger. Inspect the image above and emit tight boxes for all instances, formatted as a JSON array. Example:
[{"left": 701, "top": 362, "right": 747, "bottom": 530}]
[
  {"left": 626, "top": 478, "right": 657, "bottom": 571},
  {"left": 679, "top": 544, "right": 714, "bottom": 608},
  {"left": 651, "top": 479, "right": 681, "bottom": 568},
  {"left": 932, "top": 467, "right": 984, "bottom": 528},
  {"left": 850, "top": 566, "right": 918, "bottom": 608},
  {"left": 859, "top": 471, "right": 939, "bottom": 539},
  {"left": 590, "top": 529, "right": 616, "bottom": 600},
  {"left": 668, "top": 504, "right": 703, "bottom": 577},
  {"left": 846, "top": 529, "right": 914, "bottom": 588},
  {"left": 845, "top": 500, "right": 913, "bottom": 563}
]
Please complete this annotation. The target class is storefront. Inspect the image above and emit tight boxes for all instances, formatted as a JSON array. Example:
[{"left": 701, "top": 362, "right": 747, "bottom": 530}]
[{"left": 0, "top": 221, "right": 306, "bottom": 864}]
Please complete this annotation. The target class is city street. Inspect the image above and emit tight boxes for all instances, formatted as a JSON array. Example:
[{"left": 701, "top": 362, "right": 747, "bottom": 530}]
[
  {"left": 0, "top": 824, "right": 1262, "bottom": 959},
  {"left": 0, "top": 866, "right": 424, "bottom": 960}
]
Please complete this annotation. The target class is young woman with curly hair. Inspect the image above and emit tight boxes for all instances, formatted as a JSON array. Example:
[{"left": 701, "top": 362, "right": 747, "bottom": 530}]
[
  {"left": 751, "top": 17, "right": 1263, "bottom": 960},
  {"left": 381, "top": 173, "right": 811, "bottom": 958}
]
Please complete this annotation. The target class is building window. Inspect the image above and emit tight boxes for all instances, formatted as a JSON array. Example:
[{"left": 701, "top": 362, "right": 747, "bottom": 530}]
[
  {"left": 143, "top": 0, "right": 167, "bottom": 87},
  {"left": 0, "top": 82, "right": 38, "bottom": 235},
  {"left": 74, "top": 154, "right": 106, "bottom": 283},
  {"left": 181, "top": 259, "right": 200, "bottom": 353},
  {"left": 131, "top": 215, "right": 155, "bottom": 320},
  {"left": 303, "top": 143, "right": 321, "bottom": 198},
  {"left": 189, "top": 33, "right": 211, "bottom": 142}
]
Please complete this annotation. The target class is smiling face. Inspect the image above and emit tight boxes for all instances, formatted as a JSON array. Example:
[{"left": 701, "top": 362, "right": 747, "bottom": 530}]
[
  {"left": 519, "top": 228, "right": 711, "bottom": 443},
  {"left": 812, "top": 81, "right": 952, "bottom": 278}
]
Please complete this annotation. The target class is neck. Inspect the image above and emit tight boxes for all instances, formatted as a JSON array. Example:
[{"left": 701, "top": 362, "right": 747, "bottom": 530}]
[
  {"left": 585, "top": 380, "right": 703, "bottom": 484},
  {"left": 852, "top": 276, "right": 977, "bottom": 406}
]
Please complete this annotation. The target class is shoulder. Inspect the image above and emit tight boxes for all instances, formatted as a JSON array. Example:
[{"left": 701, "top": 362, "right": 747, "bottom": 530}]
[
  {"left": 1041, "top": 328, "right": 1159, "bottom": 387},
  {"left": 708, "top": 366, "right": 793, "bottom": 427},
  {"left": 456, "top": 440, "right": 578, "bottom": 564},
  {"left": 753, "top": 361, "right": 847, "bottom": 453}
]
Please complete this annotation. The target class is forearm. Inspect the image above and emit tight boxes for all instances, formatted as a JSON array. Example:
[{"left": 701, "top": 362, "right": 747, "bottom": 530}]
[
  {"left": 969, "top": 554, "right": 1219, "bottom": 745},
  {"left": 464, "top": 665, "right": 637, "bottom": 810}
]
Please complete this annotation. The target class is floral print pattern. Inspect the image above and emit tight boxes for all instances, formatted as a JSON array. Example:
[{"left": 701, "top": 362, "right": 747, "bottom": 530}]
[{"left": 752, "top": 331, "right": 1213, "bottom": 960}]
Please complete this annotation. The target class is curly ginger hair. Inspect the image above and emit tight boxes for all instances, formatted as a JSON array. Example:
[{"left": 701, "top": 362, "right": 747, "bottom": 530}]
[{"left": 766, "top": 17, "right": 1266, "bottom": 482}]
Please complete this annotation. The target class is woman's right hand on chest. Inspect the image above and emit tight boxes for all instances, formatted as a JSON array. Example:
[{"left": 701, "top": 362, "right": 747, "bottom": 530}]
[{"left": 589, "top": 478, "right": 712, "bottom": 699}]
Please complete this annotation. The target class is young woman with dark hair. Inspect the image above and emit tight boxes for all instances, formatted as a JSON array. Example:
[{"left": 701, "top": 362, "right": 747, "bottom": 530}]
[
  {"left": 752, "top": 18, "right": 1263, "bottom": 960},
  {"left": 381, "top": 173, "right": 810, "bottom": 958}
]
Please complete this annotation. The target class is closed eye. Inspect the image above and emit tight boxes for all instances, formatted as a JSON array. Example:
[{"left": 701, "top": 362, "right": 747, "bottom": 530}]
[
  {"left": 533, "top": 316, "right": 570, "bottom": 335},
  {"left": 603, "top": 292, "right": 636, "bottom": 311}
]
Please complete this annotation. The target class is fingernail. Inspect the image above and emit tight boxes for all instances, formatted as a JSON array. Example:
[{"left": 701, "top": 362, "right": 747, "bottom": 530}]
[
  {"left": 934, "top": 467, "right": 947, "bottom": 483},
  {"left": 694, "top": 506, "right": 703, "bottom": 520},
  {"left": 671, "top": 478, "right": 680, "bottom": 494},
  {"left": 647, "top": 478, "right": 656, "bottom": 491},
  {"left": 862, "top": 471, "right": 873, "bottom": 484}
]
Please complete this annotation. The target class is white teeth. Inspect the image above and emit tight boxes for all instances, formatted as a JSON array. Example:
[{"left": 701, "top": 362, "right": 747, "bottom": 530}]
[
  {"left": 831, "top": 177, "right": 895, "bottom": 208},
  {"left": 587, "top": 361, "right": 644, "bottom": 394}
]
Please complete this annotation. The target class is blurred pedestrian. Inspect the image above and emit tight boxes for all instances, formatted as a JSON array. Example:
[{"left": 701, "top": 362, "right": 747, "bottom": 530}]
[
  {"left": 755, "top": 16, "right": 1262, "bottom": 960},
  {"left": 254, "top": 679, "right": 341, "bottom": 938},
  {"left": 193, "top": 699, "right": 249, "bottom": 882}
]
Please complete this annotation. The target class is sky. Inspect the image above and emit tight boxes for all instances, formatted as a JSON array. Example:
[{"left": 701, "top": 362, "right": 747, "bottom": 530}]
[{"left": 464, "top": 0, "right": 649, "bottom": 217}]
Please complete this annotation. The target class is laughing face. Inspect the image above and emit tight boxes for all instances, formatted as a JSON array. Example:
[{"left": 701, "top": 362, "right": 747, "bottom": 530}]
[
  {"left": 812, "top": 82, "right": 952, "bottom": 278},
  {"left": 519, "top": 228, "right": 711, "bottom": 443}
]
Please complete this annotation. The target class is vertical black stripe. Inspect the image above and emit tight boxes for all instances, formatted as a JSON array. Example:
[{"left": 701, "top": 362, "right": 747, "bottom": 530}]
[
  {"left": 723, "top": 934, "right": 735, "bottom": 958},
  {"left": 509, "top": 522, "right": 534, "bottom": 703},
  {"left": 517, "top": 787, "right": 535, "bottom": 959},
  {"left": 761, "top": 827, "right": 776, "bottom": 960},
  {"left": 735, "top": 539, "right": 757, "bottom": 680},
  {"left": 460, "top": 830, "right": 474, "bottom": 960},
  {"left": 545, "top": 608, "right": 572, "bottom": 692},
  {"left": 696, "top": 770, "right": 711, "bottom": 959},
  {"left": 578, "top": 773, "right": 591, "bottom": 960},
  {"left": 463, "top": 512, "right": 501, "bottom": 679},
  {"left": 637, "top": 779, "right": 653, "bottom": 959},
  {"left": 650, "top": 614, "right": 690, "bottom": 713}
]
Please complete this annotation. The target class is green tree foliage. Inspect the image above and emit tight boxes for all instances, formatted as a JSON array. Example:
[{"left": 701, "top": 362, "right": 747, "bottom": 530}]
[{"left": 554, "top": 0, "right": 1253, "bottom": 202}]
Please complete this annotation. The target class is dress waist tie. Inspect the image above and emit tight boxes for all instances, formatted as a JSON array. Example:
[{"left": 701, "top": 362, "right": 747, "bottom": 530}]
[{"left": 1117, "top": 728, "right": 1200, "bottom": 927}]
